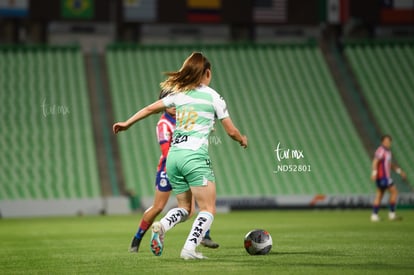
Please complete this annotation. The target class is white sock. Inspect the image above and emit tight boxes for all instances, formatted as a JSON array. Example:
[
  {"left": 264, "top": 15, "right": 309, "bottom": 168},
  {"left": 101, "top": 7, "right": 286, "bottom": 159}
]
[
  {"left": 183, "top": 211, "right": 214, "bottom": 251},
  {"left": 160, "top": 208, "right": 189, "bottom": 232}
]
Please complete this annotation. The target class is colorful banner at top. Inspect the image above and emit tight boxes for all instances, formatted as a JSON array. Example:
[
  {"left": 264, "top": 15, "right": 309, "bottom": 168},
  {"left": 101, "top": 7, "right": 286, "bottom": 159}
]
[
  {"left": 187, "top": 0, "right": 222, "bottom": 23},
  {"left": 61, "top": 0, "right": 94, "bottom": 19}
]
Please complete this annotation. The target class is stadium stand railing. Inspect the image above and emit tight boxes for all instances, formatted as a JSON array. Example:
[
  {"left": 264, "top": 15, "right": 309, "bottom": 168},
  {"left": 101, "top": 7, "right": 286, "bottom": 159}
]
[
  {"left": 0, "top": 46, "right": 101, "bottom": 200},
  {"left": 344, "top": 39, "right": 414, "bottom": 191},
  {"left": 106, "top": 42, "right": 373, "bottom": 199}
]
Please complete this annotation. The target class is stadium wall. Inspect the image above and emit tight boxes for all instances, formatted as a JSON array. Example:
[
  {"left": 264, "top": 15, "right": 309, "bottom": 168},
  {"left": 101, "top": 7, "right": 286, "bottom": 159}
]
[
  {"left": 0, "top": 197, "right": 130, "bottom": 218},
  {"left": 2, "top": 192, "right": 413, "bottom": 218},
  {"left": 141, "top": 193, "right": 414, "bottom": 211},
  {"left": 2, "top": 192, "right": 414, "bottom": 218}
]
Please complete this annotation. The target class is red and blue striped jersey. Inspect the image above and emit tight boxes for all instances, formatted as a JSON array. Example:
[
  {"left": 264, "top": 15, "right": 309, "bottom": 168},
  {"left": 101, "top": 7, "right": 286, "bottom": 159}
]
[
  {"left": 374, "top": 145, "right": 392, "bottom": 181},
  {"left": 156, "top": 112, "right": 176, "bottom": 172}
]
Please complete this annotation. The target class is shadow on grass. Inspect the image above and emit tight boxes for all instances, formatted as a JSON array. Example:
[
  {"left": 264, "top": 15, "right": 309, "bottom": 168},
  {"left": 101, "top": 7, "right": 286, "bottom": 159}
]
[
  {"left": 281, "top": 262, "right": 414, "bottom": 271},
  {"left": 207, "top": 251, "right": 414, "bottom": 272},
  {"left": 220, "top": 250, "right": 349, "bottom": 258}
]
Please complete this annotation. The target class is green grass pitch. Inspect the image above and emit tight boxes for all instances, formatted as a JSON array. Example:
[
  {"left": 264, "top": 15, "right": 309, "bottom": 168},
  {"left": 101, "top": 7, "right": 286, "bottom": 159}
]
[{"left": 1, "top": 210, "right": 414, "bottom": 274}]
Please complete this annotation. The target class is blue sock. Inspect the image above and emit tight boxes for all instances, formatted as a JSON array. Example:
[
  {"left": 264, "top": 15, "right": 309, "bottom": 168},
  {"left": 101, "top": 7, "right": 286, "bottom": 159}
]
[
  {"left": 204, "top": 229, "right": 211, "bottom": 239},
  {"left": 135, "top": 229, "right": 144, "bottom": 239},
  {"left": 134, "top": 220, "right": 151, "bottom": 239},
  {"left": 373, "top": 205, "right": 380, "bottom": 214},
  {"left": 389, "top": 203, "right": 396, "bottom": 212}
]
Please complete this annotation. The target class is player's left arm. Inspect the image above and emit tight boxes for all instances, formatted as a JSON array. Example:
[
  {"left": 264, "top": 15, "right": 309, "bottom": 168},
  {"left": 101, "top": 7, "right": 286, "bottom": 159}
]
[{"left": 391, "top": 163, "right": 407, "bottom": 180}]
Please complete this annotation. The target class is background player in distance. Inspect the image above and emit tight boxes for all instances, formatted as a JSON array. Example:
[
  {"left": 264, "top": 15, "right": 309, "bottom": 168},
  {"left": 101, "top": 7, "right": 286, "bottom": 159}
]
[{"left": 370, "top": 134, "right": 406, "bottom": 222}]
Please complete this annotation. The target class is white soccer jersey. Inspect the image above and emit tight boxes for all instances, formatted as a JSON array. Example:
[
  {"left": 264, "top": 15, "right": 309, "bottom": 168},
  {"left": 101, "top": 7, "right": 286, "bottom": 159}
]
[{"left": 162, "top": 85, "right": 229, "bottom": 151}]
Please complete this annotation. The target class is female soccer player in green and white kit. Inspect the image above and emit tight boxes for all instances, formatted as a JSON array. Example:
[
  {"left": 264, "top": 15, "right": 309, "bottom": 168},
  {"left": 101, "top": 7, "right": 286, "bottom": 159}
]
[
  {"left": 113, "top": 52, "right": 248, "bottom": 260},
  {"left": 128, "top": 89, "right": 219, "bottom": 253}
]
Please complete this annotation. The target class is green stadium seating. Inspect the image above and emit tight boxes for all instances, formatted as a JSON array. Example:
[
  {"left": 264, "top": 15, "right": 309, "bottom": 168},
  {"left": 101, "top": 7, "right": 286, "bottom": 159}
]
[
  {"left": 106, "top": 43, "right": 372, "bottom": 197},
  {"left": 0, "top": 46, "right": 100, "bottom": 200},
  {"left": 345, "top": 41, "right": 414, "bottom": 189}
]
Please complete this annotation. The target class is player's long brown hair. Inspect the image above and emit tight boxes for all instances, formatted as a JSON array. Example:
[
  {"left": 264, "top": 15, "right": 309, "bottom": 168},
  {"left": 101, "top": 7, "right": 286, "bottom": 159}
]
[{"left": 160, "top": 52, "right": 211, "bottom": 93}]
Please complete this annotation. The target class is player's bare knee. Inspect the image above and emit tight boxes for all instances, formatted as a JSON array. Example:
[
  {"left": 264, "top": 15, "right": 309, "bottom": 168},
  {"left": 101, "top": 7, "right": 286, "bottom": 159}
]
[{"left": 151, "top": 205, "right": 164, "bottom": 215}]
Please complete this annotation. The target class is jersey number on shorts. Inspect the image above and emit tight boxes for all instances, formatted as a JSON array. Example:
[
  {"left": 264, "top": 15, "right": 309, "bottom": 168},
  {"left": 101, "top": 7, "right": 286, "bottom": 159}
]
[{"left": 176, "top": 107, "right": 198, "bottom": 131}]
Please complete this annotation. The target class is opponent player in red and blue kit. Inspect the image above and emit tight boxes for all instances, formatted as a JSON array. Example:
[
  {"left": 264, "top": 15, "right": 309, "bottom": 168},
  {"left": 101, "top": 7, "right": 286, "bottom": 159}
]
[
  {"left": 129, "top": 90, "right": 219, "bottom": 252},
  {"left": 370, "top": 135, "right": 406, "bottom": 222}
]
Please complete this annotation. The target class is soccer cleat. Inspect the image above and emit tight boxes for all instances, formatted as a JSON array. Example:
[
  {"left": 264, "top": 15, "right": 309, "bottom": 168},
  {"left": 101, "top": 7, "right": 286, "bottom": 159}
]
[
  {"left": 180, "top": 248, "right": 208, "bottom": 260},
  {"left": 129, "top": 236, "right": 141, "bottom": 253},
  {"left": 389, "top": 212, "right": 402, "bottom": 221},
  {"left": 370, "top": 214, "right": 380, "bottom": 222},
  {"left": 150, "top": 222, "right": 165, "bottom": 256},
  {"left": 201, "top": 237, "right": 219, "bottom": 249}
]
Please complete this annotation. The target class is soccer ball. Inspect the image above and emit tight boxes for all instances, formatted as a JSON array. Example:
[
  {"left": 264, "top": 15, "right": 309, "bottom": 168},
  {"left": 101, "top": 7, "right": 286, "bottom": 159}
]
[{"left": 244, "top": 229, "right": 273, "bottom": 255}]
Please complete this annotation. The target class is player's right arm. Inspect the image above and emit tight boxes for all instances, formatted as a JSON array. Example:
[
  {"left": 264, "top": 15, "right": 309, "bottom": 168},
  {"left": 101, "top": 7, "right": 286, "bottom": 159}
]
[
  {"left": 221, "top": 117, "right": 248, "bottom": 148},
  {"left": 212, "top": 90, "right": 247, "bottom": 148},
  {"left": 371, "top": 158, "right": 379, "bottom": 181}
]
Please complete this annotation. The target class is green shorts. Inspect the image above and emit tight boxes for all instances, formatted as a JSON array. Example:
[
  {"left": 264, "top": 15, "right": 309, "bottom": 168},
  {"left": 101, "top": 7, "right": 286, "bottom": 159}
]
[{"left": 166, "top": 149, "right": 215, "bottom": 195}]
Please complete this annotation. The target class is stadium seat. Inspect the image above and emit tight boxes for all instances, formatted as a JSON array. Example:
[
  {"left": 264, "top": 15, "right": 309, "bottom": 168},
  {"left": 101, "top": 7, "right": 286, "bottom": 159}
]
[
  {"left": 0, "top": 46, "right": 101, "bottom": 200},
  {"left": 345, "top": 40, "right": 414, "bottom": 189}
]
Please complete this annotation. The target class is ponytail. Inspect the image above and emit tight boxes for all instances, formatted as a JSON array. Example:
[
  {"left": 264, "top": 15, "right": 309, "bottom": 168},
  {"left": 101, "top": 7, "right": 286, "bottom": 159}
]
[{"left": 160, "top": 52, "right": 211, "bottom": 93}]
